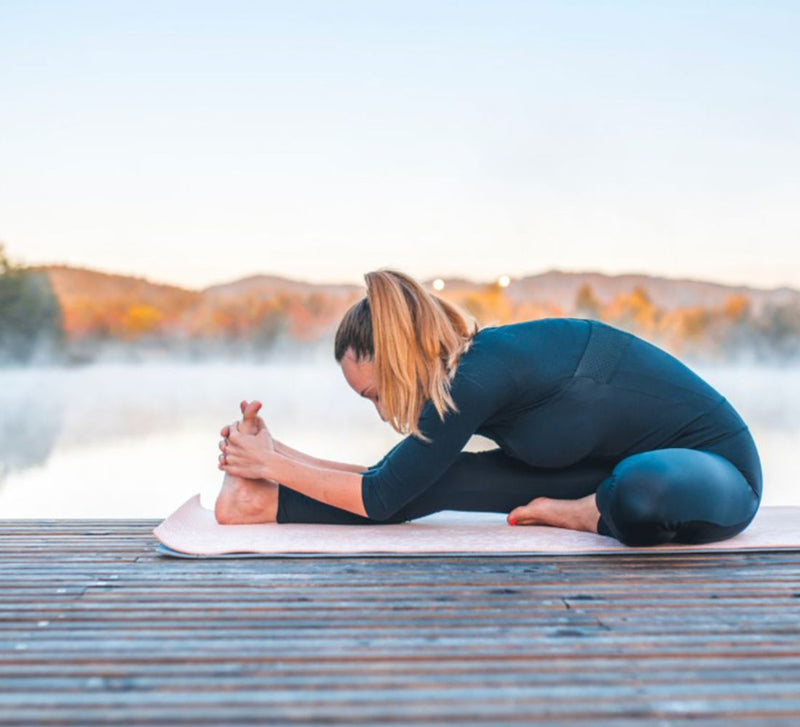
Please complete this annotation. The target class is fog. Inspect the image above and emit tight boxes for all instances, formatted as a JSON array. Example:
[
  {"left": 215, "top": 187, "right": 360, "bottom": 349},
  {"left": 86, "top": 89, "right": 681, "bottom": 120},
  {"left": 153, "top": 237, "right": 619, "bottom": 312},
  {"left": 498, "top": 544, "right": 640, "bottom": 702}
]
[{"left": 0, "top": 359, "right": 798, "bottom": 517}]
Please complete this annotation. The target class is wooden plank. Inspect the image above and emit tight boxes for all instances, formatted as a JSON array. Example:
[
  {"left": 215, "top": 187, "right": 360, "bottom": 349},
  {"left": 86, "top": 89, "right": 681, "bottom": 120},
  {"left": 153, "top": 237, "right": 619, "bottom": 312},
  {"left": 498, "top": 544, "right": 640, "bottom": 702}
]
[{"left": 0, "top": 520, "right": 799, "bottom": 725}]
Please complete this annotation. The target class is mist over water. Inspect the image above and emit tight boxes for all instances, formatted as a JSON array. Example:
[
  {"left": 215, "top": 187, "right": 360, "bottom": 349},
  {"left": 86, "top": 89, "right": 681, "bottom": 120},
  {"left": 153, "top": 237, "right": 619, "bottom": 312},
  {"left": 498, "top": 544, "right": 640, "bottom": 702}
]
[
  {"left": 0, "top": 359, "right": 405, "bottom": 518},
  {"left": 0, "top": 358, "right": 797, "bottom": 517}
]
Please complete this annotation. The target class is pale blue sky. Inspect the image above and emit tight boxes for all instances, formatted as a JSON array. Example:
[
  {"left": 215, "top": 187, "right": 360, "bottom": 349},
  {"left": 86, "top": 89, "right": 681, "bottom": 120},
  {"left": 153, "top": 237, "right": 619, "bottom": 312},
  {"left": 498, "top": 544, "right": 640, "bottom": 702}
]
[{"left": 1, "top": 0, "right": 798, "bottom": 289}]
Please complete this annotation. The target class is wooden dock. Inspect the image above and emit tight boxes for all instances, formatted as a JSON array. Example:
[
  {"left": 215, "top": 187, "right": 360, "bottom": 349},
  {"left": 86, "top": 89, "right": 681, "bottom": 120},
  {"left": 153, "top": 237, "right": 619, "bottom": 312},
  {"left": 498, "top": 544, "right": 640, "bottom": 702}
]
[{"left": 1, "top": 519, "right": 799, "bottom": 725}]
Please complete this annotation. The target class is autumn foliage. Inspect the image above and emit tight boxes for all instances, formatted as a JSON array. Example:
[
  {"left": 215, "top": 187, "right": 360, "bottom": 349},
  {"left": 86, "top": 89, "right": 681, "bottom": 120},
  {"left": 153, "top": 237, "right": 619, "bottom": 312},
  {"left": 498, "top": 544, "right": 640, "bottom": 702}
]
[
  {"left": 434, "top": 281, "right": 799, "bottom": 362},
  {"left": 3, "top": 256, "right": 799, "bottom": 364}
]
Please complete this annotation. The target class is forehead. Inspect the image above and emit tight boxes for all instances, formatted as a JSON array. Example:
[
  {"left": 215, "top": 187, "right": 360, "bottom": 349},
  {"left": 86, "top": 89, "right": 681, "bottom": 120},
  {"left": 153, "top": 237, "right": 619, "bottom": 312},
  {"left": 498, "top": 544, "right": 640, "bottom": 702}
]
[{"left": 341, "top": 351, "right": 374, "bottom": 387}]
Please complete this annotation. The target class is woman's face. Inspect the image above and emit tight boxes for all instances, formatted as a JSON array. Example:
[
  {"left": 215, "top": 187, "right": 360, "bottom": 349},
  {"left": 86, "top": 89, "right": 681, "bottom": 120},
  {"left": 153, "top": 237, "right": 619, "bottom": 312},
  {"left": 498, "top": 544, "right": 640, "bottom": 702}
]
[{"left": 340, "top": 348, "right": 386, "bottom": 421}]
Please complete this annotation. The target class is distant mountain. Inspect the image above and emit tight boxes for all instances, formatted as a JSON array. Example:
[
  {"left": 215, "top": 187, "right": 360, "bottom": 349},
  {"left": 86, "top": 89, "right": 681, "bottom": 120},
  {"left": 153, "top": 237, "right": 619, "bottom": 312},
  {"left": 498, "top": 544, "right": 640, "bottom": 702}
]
[
  {"left": 202, "top": 274, "right": 362, "bottom": 301},
  {"left": 497, "top": 269, "right": 800, "bottom": 314},
  {"left": 35, "top": 263, "right": 800, "bottom": 314},
  {"left": 7, "top": 263, "right": 795, "bottom": 363},
  {"left": 37, "top": 265, "right": 200, "bottom": 311}
]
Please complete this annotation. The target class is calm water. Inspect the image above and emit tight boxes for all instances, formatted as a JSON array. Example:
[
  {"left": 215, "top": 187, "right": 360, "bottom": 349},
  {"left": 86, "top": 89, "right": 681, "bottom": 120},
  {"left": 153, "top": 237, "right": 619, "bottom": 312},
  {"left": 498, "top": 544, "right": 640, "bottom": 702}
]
[{"left": 0, "top": 360, "right": 798, "bottom": 517}]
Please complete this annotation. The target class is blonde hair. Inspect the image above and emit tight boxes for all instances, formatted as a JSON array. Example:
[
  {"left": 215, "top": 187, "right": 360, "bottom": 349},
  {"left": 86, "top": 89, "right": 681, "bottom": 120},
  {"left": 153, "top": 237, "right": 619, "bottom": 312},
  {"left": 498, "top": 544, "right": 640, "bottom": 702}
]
[{"left": 334, "top": 269, "right": 480, "bottom": 441}]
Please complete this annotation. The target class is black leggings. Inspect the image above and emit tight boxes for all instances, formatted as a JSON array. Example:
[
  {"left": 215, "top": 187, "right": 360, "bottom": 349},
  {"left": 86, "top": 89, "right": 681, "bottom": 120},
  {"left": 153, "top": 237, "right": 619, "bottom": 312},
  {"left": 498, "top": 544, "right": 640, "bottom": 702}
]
[{"left": 276, "top": 427, "right": 763, "bottom": 547}]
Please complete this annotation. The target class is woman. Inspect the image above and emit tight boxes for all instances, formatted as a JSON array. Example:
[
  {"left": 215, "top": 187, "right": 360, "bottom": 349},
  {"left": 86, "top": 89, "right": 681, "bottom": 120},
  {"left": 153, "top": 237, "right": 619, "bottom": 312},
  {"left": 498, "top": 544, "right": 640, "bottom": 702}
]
[{"left": 216, "top": 268, "right": 762, "bottom": 546}]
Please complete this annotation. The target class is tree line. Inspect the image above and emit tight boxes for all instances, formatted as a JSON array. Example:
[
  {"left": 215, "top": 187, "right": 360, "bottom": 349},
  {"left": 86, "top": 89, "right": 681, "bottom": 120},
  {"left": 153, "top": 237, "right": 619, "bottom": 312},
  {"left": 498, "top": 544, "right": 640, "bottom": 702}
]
[
  {"left": 0, "top": 245, "right": 63, "bottom": 363},
  {"left": 455, "top": 280, "right": 800, "bottom": 362},
  {"left": 2, "top": 246, "right": 799, "bottom": 365}
]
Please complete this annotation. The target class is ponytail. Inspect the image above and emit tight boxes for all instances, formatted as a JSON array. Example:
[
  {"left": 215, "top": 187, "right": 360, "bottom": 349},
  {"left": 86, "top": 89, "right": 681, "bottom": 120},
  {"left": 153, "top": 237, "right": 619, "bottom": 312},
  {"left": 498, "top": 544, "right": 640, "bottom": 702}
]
[{"left": 334, "top": 268, "right": 479, "bottom": 441}]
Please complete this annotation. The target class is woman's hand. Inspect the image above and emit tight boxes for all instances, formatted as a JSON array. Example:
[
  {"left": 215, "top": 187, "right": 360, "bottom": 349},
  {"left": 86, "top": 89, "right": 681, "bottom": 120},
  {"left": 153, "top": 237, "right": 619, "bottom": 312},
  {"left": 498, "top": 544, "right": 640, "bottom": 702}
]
[
  {"left": 218, "top": 418, "right": 276, "bottom": 479},
  {"left": 218, "top": 399, "right": 276, "bottom": 479}
]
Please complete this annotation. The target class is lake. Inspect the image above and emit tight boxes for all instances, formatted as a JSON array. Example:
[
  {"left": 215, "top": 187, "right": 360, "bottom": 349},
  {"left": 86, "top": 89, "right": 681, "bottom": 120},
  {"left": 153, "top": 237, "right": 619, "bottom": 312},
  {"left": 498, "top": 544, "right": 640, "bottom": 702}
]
[{"left": 1, "top": 359, "right": 797, "bottom": 517}]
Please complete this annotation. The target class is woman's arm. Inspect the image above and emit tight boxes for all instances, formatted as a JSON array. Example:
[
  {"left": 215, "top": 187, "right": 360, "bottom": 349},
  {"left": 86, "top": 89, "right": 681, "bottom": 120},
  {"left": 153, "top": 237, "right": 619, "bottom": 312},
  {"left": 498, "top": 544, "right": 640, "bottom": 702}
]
[
  {"left": 266, "top": 451, "right": 368, "bottom": 517},
  {"left": 221, "top": 427, "right": 369, "bottom": 517},
  {"left": 223, "top": 348, "right": 517, "bottom": 522},
  {"left": 273, "top": 439, "right": 369, "bottom": 474},
  {"left": 221, "top": 411, "right": 369, "bottom": 474},
  {"left": 359, "top": 347, "right": 519, "bottom": 520}
]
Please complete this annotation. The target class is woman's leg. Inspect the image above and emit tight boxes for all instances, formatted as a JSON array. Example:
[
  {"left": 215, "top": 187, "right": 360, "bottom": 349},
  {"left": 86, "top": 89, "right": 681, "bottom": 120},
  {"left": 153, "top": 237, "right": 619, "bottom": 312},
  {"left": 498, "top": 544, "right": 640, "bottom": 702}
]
[
  {"left": 595, "top": 447, "right": 761, "bottom": 546},
  {"left": 276, "top": 448, "right": 616, "bottom": 524},
  {"left": 272, "top": 440, "right": 762, "bottom": 549}
]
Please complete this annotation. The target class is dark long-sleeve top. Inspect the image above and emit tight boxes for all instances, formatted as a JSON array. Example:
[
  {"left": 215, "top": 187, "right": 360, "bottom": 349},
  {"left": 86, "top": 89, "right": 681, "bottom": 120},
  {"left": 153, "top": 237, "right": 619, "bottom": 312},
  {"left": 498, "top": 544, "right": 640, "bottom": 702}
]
[{"left": 359, "top": 317, "right": 749, "bottom": 521}]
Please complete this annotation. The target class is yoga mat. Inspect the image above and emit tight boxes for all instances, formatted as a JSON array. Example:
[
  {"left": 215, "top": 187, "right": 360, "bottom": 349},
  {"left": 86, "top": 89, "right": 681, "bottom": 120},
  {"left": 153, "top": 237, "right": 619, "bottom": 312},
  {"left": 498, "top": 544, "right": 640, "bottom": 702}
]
[{"left": 152, "top": 494, "right": 800, "bottom": 558}]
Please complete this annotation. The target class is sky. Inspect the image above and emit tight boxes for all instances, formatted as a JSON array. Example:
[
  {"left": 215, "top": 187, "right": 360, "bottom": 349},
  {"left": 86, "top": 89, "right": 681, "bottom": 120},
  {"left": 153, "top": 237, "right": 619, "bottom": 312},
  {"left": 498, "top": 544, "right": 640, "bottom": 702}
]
[{"left": 1, "top": 0, "right": 798, "bottom": 290}]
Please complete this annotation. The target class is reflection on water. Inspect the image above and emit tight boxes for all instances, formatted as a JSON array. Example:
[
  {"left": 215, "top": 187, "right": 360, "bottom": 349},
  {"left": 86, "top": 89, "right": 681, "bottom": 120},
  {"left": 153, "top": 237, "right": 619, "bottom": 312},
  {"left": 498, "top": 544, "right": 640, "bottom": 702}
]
[{"left": 0, "top": 360, "right": 798, "bottom": 517}]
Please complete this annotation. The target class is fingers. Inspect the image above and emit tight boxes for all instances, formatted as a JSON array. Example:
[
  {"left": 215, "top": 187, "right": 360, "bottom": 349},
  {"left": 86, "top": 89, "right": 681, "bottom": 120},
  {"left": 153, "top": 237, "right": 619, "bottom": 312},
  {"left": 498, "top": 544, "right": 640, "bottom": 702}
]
[
  {"left": 218, "top": 448, "right": 233, "bottom": 472},
  {"left": 218, "top": 412, "right": 267, "bottom": 473}
]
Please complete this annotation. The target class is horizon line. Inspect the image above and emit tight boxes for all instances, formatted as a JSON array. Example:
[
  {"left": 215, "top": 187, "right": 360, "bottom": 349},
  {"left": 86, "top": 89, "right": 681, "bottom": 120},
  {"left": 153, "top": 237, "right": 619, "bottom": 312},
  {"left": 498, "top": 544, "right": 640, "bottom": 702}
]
[{"left": 25, "top": 260, "right": 800, "bottom": 296}]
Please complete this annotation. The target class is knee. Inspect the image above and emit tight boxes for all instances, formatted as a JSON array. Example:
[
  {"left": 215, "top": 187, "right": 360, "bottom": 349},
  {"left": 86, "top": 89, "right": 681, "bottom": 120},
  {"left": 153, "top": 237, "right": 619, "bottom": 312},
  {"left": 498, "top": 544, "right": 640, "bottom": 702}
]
[
  {"left": 612, "top": 453, "right": 679, "bottom": 516},
  {"left": 363, "top": 497, "right": 412, "bottom": 524},
  {"left": 598, "top": 454, "right": 680, "bottom": 545}
]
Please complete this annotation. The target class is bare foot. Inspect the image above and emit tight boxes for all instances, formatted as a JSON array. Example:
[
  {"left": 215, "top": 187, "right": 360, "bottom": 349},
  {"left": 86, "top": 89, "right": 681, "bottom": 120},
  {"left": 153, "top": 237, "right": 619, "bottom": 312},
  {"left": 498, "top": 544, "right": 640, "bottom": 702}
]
[
  {"left": 215, "top": 400, "right": 279, "bottom": 525},
  {"left": 507, "top": 493, "right": 601, "bottom": 534}
]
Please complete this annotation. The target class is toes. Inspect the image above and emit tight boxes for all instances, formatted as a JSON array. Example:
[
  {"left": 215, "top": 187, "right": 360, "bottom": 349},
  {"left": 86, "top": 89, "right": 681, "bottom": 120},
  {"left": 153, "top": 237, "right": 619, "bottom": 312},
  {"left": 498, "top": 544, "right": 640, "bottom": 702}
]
[
  {"left": 508, "top": 505, "right": 532, "bottom": 522},
  {"left": 509, "top": 515, "right": 529, "bottom": 526},
  {"left": 508, "top": 499, "right": 548, "bottom": 525},
  {"left": 243, "top": 401, "right": 262, "bottom": 421}
]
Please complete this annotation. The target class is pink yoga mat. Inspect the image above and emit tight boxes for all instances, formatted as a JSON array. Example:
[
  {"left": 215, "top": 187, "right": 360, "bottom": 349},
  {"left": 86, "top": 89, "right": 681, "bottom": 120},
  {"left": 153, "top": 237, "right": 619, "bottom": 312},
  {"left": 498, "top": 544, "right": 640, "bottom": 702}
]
[{"left": 152, "top": 494, "right": 800, "bottom": 558}]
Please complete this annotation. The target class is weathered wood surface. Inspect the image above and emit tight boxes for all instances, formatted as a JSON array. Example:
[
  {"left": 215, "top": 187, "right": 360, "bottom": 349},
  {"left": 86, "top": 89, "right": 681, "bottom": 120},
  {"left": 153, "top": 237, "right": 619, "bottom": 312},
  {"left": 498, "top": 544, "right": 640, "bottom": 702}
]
[{"left": 1, "top": 519, "right": 799, "bottom": 726}]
